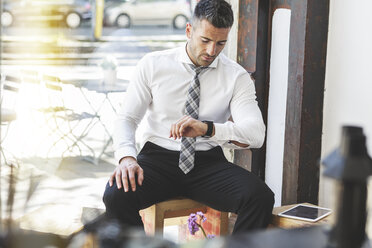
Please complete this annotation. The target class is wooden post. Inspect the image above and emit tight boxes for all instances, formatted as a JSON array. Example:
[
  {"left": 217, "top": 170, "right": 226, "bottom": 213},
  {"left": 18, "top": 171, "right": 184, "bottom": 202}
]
[
  {"left": 282, "top": 0, "right": 329, "bottom": 205},
  {"left": 236, "top": 0, "right": 329, "bottom": 204},
  {"left": 236, "top": 0, "right": 271, "bottom": 179}
]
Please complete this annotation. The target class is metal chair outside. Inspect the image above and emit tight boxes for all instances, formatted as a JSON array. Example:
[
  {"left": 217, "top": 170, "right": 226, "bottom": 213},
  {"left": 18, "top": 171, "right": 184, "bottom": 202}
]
[
  {"left": 37, "top": 74, "right": 99, "bottom": 160},
  {"left": 1, "top": 74, "right": 22, "bottom": 165}
]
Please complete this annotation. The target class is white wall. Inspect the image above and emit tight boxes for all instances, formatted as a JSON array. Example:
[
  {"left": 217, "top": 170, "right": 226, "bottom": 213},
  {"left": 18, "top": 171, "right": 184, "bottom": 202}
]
[
  {"left": 265, "top": 9, "right": 291, "bottom": 207},
  {"left": 225, "top": 0, "right": 239, "bottom": 60},
  {"left": 320, "top": 0, "right": 372, "bottom": 207}
]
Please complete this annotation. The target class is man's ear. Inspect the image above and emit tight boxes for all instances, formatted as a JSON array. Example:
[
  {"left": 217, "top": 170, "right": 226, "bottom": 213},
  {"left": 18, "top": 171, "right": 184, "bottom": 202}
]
[{"left": 186, "top": 23, "right": 192, "bottom": 39}]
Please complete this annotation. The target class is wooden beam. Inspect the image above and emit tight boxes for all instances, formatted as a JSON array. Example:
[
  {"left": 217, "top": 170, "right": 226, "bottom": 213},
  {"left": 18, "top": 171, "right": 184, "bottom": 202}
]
[
  {"left": 236, "top": 0, "right": 328, "bottom": 204},
  {"left": 236, "top": 0, "right": 271, "bottom": 179},
  {"left": 237, "top": 0, "right": 258, "bottom": 73},
  {"left": 271, "top": 0, "right": 291, "bottom": 10},
  {"left": 281, "top": 0, "right": 329, "bottom": 205}
]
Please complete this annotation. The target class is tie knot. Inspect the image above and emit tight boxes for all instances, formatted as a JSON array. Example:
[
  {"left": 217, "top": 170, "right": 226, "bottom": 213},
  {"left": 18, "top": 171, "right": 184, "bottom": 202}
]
[{"left": 189, "top": 64, "right": 207, "bottom": 75}]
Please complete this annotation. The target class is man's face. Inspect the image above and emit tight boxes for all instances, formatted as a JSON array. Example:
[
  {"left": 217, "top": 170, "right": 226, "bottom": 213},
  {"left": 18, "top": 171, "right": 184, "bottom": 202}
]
[{"left": 186, "top": 19, "right": 230, "bottom": 67}]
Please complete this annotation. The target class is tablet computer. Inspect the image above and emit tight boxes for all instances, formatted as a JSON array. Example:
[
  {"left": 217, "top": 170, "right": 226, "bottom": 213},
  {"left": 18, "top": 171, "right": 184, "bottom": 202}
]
[{"left": 277, "top": 204, "right": 331, "bottom": 222}]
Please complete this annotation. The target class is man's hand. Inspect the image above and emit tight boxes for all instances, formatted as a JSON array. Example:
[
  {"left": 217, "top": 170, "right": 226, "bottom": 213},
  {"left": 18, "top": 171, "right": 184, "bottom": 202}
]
[
  {"left": 169, "top": 115, "right": 208, "bottom": 139},
  {"left": 109, "top": 156, "right": 144, "bottom": 192}
]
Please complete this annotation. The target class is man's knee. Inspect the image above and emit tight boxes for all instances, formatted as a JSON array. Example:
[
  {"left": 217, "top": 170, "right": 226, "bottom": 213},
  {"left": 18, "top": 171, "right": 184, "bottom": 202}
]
[
  {"left": 240, "top": 182, "right": 275, "bottom": 211},
  {"left": 103, "top": 180, "right": 145, "bottom": 226},
  {"left": 261, "top": 186, "right": 275, "bottom": 209},
  {"left": 103, "top": 180, "right": 136, "bottom": 210},
  {"left": 103, "top": 181, "right": 118, "bottom": 209}
]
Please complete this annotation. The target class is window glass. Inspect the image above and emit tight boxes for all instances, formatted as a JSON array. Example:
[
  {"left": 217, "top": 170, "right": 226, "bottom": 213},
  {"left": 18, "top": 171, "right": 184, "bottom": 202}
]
[{"left": 0, "top": 0, "right": 191, "bottom": 243}]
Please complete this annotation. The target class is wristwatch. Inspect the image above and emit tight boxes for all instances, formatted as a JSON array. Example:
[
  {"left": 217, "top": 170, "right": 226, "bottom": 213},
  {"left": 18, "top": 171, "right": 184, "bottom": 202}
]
[{"left": 202, "top": 120, "right": 214, "bottom": 138}]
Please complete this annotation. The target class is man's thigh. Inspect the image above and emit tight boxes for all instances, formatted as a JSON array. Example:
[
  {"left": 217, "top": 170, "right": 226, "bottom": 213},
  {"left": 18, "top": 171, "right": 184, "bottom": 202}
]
[
  {"left": 184, "top": 159, "right": 272, "bottom": 213},
  {"left": 134, "top": 142, "right": 185, "bottom": 209}
]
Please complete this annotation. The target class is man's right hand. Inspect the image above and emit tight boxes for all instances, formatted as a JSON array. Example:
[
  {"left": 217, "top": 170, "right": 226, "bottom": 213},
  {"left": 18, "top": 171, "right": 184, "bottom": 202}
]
[{"left": 109, "top": 156, "right": 144, "bottom": 192}]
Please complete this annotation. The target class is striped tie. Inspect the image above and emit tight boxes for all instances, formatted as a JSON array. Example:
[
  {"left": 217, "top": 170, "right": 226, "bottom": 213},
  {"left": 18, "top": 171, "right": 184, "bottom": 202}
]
[{"left": 179, "top": 65, "right": 207, "bottom": 174}]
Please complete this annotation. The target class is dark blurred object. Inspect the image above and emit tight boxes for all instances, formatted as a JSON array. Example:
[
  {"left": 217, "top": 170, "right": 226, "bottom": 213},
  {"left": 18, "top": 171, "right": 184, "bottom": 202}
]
[
  {"left": 68, "top": 214, "right": 177, "bottom": 248},
  {"left": 1, "top": 0, "right": 92, "bottom": 28},
  {"left": 224, "top": 226, "right": 330, "bottom": 248},
  {"left": 81, "top": 207, "right": 105, "bottom": 225},
  {"left": 222, "top": 226, "right": 371, "bottom": 248},
  {"left": 0, "top": 229, "right": 68, "bottom": 248},
  {"left": 323, "top": 126, "right": 372, "bottom": 248}
]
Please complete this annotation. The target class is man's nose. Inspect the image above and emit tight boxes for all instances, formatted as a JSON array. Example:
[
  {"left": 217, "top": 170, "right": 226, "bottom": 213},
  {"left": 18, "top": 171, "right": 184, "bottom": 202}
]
[{"left": 206, "top": 43, "right": 216, "bottom": 56}]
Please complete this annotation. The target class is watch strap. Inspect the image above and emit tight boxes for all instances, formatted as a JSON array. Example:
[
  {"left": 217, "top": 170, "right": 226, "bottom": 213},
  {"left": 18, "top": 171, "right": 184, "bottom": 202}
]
[{"left": 202, "top": 120, "right": 213, "bottom": 137}]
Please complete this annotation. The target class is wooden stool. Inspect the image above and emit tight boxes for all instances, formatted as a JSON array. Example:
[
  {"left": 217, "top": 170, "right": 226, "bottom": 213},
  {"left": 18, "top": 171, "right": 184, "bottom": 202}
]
[
  {"left": 139, "top": 198, "right": 229, "bottom": 236},
  {"left": 271, "top": 203, "right": 332, "bottom": 229}
]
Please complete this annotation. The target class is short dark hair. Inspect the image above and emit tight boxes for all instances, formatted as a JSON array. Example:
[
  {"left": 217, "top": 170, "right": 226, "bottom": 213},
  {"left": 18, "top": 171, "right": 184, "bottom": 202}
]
[{"left": 193, "top": 0, "right": 234, "bottom": 28}]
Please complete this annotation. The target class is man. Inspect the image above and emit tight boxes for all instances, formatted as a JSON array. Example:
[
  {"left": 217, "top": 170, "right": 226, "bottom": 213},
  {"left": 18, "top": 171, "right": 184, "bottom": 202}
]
[{"left": 103, "top": 0, "right": 274, "bottom": 234}]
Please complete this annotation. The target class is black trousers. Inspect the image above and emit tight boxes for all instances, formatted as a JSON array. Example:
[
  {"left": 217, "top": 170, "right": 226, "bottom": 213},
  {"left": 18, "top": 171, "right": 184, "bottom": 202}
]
[{"left": 103, "top": 142, "right": 274, "bottom": 234}]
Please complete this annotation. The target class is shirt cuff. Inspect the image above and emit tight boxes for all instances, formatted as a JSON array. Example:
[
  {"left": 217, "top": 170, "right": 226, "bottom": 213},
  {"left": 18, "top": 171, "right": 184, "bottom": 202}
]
[
  {"left": 114, "top": 146, "right": 138, "bottom": 164},
  {"left": 210, "top": 122, "right": 230, "bottom": 142},
  {"left": 210, "top": 122, "right": 251, "bottom": 149}
]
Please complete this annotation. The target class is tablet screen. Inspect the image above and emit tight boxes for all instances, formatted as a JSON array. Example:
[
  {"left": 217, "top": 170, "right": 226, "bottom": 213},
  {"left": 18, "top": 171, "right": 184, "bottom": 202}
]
[{"left": 278, "top": 205, "right": 331, "bottom": 222}]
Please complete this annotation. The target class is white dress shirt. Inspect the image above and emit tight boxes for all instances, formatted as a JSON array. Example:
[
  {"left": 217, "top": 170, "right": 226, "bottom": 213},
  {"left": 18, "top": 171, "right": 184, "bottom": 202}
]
[{"left": 113, "top": 45, "right": 265, "bottom": 162}]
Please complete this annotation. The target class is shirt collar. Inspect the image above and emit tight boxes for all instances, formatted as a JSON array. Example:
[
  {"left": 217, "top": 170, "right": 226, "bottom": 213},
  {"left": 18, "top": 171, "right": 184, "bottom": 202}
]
[{"left": 177, "top": 43, "right": 219, "bottom": 69}]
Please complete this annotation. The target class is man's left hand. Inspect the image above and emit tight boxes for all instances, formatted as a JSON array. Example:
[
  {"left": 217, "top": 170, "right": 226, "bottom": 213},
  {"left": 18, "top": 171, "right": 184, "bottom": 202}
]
[{"left": 169, "top": 115, "right": 207, "bottom": 139}]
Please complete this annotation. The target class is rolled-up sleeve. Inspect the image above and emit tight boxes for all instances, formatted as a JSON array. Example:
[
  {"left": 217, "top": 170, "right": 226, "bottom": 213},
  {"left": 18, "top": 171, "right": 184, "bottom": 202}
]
[
  {"left": 113, "top": 56, "right": 152, "bottom": 163},
  {"left": 210, "top": 72, "right": 265, "bottom": 149}
]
